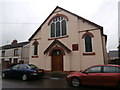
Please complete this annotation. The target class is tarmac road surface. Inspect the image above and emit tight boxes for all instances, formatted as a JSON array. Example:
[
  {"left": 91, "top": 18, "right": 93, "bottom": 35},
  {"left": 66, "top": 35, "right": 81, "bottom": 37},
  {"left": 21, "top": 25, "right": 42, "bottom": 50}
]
[{"left": 2, "top": 77, "right": 116, "bottom": 90}]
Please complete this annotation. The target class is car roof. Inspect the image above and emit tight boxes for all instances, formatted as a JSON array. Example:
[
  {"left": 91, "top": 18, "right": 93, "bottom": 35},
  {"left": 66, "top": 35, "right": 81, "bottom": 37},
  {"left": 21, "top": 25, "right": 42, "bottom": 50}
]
[
  {"left": 14, "top": 64, "right": 35, "bottom": 66},
  {"left": 92, "top": 64, "right": 120, "bottom": 67},
  {"left": 83, "top": 64, "right": 120, "bottom": 71}
]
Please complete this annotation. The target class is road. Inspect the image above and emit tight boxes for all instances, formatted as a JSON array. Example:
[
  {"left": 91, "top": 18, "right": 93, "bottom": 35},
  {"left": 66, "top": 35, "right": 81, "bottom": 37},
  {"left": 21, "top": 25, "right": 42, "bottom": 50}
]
[{"left": 1, "top": 76, "right": 116, "bottom": 90}]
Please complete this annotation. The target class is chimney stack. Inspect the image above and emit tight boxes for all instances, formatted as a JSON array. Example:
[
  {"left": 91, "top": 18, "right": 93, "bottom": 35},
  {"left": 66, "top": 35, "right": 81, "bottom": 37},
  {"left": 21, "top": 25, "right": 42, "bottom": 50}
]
[{"left": 12, "top": 40, "right": 18, "bottom": 45}]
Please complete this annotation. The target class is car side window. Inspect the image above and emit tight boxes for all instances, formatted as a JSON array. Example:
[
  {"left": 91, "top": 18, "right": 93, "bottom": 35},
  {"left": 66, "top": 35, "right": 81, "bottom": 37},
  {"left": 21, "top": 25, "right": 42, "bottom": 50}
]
[
  {"left": 12, "top": 65, "right": 20, "bottom": 70},
  {"left": 117, "top": 67, "right": 120, "bottom": 73},
  {"left": 103, "top": 66, "right": 116, "bottom": 73},
  {"left": 86, "top": 66, "right": 102, "bottom": 73},
  {"left": 18, "top": 64, "right": 29, "bottom": 69}
]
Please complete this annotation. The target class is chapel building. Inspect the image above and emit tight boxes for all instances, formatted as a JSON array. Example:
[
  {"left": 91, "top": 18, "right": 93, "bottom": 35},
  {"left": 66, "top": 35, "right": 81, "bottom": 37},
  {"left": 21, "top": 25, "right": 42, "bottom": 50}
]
[{"left": 29, "top": 6, "right": 107, "bottom": 72}]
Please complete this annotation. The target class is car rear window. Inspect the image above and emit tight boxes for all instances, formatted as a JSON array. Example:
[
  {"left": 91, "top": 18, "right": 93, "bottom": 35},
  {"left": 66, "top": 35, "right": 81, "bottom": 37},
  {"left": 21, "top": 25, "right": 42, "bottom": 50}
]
[{"left": 29, "top": 65, "right": 38, "bottom": 70}]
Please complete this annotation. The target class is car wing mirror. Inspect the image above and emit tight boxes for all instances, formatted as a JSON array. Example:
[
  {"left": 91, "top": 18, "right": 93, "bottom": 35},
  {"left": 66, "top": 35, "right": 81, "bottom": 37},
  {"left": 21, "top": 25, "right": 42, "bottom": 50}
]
[
  {"left": 80, "top": 70, "right": 82, "bottom": 72},
  {"left": 82, "top": 71, "right": 89, "bottom": 74}
]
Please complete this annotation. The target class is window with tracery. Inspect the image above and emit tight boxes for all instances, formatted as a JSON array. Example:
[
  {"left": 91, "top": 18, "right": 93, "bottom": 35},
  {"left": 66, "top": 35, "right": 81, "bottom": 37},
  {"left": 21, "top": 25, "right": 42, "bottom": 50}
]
[{"left": 50, "top": 16, "right": 67, "bottom": 38}]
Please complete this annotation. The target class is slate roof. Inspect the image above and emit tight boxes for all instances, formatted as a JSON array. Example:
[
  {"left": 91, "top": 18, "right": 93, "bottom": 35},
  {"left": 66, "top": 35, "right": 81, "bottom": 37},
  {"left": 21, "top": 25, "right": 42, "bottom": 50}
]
[
  {"left": 29, "top": 6, "right": 104, "bottom": 41},
  {"left": 0, "top": 41, "right": 29, "bottom": 50},
  {"left": 108, "top": 50, "right": 119, "bottom": 58}
]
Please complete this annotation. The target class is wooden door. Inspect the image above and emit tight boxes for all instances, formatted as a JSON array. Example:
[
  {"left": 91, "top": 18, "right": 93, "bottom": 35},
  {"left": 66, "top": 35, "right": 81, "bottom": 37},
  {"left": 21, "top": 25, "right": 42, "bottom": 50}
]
[
  {"left": 52, "top": 55, "right": 63, "bottom": 71},
  {"left": 51, "top": 49, "right": 63, "bottom": 71}
]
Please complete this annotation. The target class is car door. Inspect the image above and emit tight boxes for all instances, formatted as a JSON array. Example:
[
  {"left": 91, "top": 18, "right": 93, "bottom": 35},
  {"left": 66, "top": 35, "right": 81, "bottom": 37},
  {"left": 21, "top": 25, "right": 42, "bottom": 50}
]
[
  {"left": 8, "top": 64, "right": 20, "bottom": 77},
  {"left": 17, "top": 64, "right": 29, "bottom": 77},
  {"left": 101, "top": 66, "right": 118, "bottom": 86},
  {"left": 81, "top": 66, "right": 102, "bottom": 86}
]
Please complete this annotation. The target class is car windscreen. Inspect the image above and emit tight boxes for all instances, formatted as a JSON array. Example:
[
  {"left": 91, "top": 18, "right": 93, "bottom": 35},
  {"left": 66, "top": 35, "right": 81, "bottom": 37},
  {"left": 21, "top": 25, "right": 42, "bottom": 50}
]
[{"left": 28, "top": 65, "right": 38, "bottom": 70}]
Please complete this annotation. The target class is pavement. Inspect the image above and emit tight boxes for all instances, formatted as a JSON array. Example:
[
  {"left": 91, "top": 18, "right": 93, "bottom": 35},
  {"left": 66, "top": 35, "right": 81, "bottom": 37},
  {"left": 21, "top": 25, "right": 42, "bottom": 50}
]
[{"left": 43, "top": 71, "right": 68, "bottom": 79}]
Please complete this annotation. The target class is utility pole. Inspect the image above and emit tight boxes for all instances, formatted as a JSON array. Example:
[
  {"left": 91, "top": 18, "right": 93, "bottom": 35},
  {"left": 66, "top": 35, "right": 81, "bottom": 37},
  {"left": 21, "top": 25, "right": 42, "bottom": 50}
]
[
  {"left": 118, "top": 38, "right": 120, "bottom": 65},
  {"left": 118, "top": 2, "right": 120, "bottom": 64}
]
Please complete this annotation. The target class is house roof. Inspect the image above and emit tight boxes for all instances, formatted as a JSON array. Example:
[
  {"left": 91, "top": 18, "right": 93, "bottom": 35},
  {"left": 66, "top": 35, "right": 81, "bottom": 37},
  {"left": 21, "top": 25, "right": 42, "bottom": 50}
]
[
  {"left": 108, "top": 50, "right": 119, "bottom": 58},
  {"left": 118, "top": 40, "right": 120, "bottom": 48},
  {"left": 1, "top": 41, "right": 29, "bottom": 50},
  {"left": 44, "top": 39, "right": 71, "bottom": 54},
  {"left": 29, "top": 6, "right": 103, "bottom": 41}
]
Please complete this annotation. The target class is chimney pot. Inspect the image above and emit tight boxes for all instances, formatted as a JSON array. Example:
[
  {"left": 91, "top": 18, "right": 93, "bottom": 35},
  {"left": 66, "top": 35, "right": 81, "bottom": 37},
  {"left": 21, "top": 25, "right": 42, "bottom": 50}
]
[{"left": 12, "top": 40, "right": 17, "bottom": 44}]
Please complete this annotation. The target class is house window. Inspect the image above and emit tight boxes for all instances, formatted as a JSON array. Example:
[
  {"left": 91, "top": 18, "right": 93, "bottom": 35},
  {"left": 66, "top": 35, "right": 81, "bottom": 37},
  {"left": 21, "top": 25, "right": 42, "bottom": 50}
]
[
  {"left": 1, "top": 59, "right": 4, "bottom": 63},
  {"left": 84, "top": 34, "right": 93, "bottom": 52},
  {"left": 50, "top": 16, "right": 67, "bottom": 38},
  {"left": 72, "top": 44, "right": 79, "bottom": 51},
  {"left": 2, "top": 51, "right": 5, "bottom": 57},
  {"left": 33, "top": 41, "right": 39, "bottom": 56},
  {"left": 14, "top": 49, "right": 18, "bottom": 56},
  {"left": 13, "top": 58, "right": 18, "bottom": 64},
  {"left": 9, "top": 58, "right": 12, "bottom": 63}
]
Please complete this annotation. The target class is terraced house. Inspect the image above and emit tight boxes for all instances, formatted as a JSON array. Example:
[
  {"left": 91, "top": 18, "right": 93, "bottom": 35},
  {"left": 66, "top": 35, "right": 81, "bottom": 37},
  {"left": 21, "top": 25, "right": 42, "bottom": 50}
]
[
  {"left": 29, "top": 6, "right": 108, "bottom": 72},
  {"left": 0, "top": 40, "right": 29, "bottom": 69}
]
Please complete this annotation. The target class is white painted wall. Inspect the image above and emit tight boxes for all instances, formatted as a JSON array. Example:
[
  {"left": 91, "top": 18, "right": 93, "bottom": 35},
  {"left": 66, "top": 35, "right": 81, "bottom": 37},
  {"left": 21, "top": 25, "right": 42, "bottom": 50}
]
[{"left": 29, "top": 8, "right": 107, "bottom": 71}]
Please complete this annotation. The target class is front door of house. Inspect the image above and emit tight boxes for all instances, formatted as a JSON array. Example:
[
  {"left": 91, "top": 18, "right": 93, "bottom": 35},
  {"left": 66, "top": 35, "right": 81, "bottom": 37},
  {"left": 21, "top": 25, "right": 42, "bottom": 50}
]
[
  {"left": 2, "top": 61, "right": 9, "bottom": 69},
  {"left": 52, "top": 49, "right": 63, "bottom": 71}
]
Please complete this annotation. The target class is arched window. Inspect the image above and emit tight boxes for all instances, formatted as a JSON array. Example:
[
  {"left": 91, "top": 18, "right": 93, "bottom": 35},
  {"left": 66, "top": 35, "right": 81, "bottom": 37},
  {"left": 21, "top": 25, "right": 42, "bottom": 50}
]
[
  {"left": 84, "top": 34, "right": 93, "bottom": 52},
  {"left": 51, "top": 23, "right": 55, "bottom": 37},
  {"left": 51, "top": 49, "right": 63, "bottom": 56},
  {"left": 50, "top": 16, "right": 67, "bottom": 38},
  {"left": 62, "top": 20, "right": 67, "bottom": 36},
  {"left": 33, "top": 41, "right": 39, "bottom": 55}
]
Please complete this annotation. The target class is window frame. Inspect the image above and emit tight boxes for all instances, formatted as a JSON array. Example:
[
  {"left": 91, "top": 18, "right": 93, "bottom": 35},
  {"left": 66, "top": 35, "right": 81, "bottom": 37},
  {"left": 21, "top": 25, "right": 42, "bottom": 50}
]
[
  {"left": 103, "top": 66, "right": 118, "bottom": 73},
  {"left": 32, "top": 41, "right": 39, "bottom": 56},
  {"left": 13, "top": 58, "right": 18, "bottom": 64},
  {"left": 85, "top": 66, "right": 102, "bottom": 73},
  {"left": 9, "top": 58, "right": 12, "bottom": 63},
  {"left": 2, "top": 51, "right": 5, "bottom": 57},
  {"left": 50, "top": 16, "right": 67, "bottom": 38},
  {"left": 84, "top": 34, "right": 93, "bottom": 52},
  {"left": 34, "top": 43, "right": 38, "bottom": 56},
  {"left": 14, "top": 49, "right": 18, "bottom": 56},
  {"left": 82, "top": 32, "right": 95, "bottom": 55}
]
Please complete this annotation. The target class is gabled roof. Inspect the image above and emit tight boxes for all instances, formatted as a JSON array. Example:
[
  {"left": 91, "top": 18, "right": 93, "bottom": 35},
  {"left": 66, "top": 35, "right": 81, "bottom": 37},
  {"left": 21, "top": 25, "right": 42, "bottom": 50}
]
[
  {"left": 118, "top": 39, "right": 120, "bottom": 49},
  {"left": 29, "top": 6, "right": 103, "bottom": 41},
  {"left": 108, "top": 50, "right": 119, "bottom": 58},
  {"left": 1, "top": 41, "right": 29, "bottom": 50},
  {"left": 118, "top": 44, "right": 120, "bottom": 48},
  {"left": 44, "top": 39, "right": 71, "bottom": 54}
]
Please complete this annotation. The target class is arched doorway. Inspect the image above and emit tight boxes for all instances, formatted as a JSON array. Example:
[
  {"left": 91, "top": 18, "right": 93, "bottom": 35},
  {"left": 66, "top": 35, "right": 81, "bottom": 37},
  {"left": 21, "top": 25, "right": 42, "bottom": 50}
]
[{"left": 51, "top": 49, "right": 63, "bottom": 71}]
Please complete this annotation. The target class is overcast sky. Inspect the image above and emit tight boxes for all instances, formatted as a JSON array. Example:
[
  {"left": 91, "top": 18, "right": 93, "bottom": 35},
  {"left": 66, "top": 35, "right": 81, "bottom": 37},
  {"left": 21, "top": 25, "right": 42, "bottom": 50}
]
[{"left": 0, "top": 0, "right": 119, "bottom": 52}]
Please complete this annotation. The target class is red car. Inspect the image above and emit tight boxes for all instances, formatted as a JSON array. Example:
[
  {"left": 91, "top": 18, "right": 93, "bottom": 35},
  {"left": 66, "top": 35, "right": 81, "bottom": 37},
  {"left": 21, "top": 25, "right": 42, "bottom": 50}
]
[{"left": 66, "top": 65, "right": 120, "bottom": 88}]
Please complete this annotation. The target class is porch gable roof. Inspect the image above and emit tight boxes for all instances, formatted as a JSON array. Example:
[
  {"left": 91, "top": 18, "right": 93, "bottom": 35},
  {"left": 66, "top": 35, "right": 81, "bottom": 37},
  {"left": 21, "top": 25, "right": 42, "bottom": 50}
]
[{"left": 44, "top": 39, "right": 71, "bottom": 54}]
